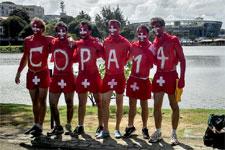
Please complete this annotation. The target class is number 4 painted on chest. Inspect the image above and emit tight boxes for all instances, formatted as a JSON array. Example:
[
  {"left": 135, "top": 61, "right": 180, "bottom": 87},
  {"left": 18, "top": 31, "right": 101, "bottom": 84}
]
[{"left": 157, "top": 47, "right": 168, "bottom": 69}]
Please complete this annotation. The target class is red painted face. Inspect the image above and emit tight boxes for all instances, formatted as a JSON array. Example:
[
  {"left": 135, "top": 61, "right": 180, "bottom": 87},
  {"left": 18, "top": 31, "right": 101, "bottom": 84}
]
[
  {"left": 151, "top": 22, "right": 164, "bottom": 37},
  {"left": 31, "top": 20, "right": 44, "bottom": 35},
  {"left": 79, "top": 24, "right": 91, "bottom": 39},
  {"left": 137, "top": 27, "right": 149, "bottom": 42},
  {"left": 56, "top": 26, "right": 67, "bottom": 40},
  {"left": 108, "top": 21, "right": 120, "bottom": 36}
]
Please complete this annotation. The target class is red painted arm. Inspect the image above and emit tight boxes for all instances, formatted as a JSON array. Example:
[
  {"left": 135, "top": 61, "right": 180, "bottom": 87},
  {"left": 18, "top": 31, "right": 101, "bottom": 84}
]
[
  {"left": 15, "top": 42, "right": 28, "bottom": 84},
  {"left": 174, "top": 38, "right": 186, "bottom": 88}
]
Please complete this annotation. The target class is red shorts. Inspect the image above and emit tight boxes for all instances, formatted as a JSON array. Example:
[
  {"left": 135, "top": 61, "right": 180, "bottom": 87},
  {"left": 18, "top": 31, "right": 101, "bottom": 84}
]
[
  {"left": 50, "top": 73, "right": 76, "bottom": 93},
  {"left": 26, "top": 69, "right": 50, "bottom": 90},
  {"left": 76, "top": 72, "right": 102, "bottom": 93},
  {"left": 102, "top": 74, "right": 126, "bottom": 94},
  {"left": 152, "top": 71, "right": 178, "bottom": 94},
  {"left": 126, "top": 76, "right": 152, "bottom": 100}
]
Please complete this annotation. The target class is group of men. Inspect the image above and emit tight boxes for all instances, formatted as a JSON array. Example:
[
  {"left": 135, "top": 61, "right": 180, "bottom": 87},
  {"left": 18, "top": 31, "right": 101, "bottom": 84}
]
[{"left": 15, "top": 16, "right": 186, "bottom": 145}]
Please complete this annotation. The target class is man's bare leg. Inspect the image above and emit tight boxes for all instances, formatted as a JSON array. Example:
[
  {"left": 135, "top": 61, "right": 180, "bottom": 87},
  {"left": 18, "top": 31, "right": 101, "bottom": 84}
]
[
  {"left": 49, "top": 92, "right": 61, "bottom": 126},
  {"left": 102, "top": 91, "right": 113, "bottom": 132},
  {"left": 153, "top": 92, "right": 164, "bottom": 129},
  {"left": 115, "top": 93, "right": 123, "bottom": 131},
  {"left": 128, "top": 98, "right": 137, "bottom": 127},
  {"left": 38, "top": 88, "right": 48, "bottom": 126},
  {"left": 149, "top": 92, "right": 164, "bottom": 142},
  {"left": 93, "top": 93, "right": 103, "bottom": 127},
  {"left": 140, "top": 100, "right": 148, "bottom": 128},
  {"left": 168, "top": 94, "right": 180, "bottom": 145},
  {"left": 64, "top": 92, "right": 74, "bottom": 124},
  {"left": 29, "top": 89, "right": 39, "bottom": 124},
  {"left": 78, "top": 93, "right": 88, "bottom": 126},
  {"left": 168, "top": 94, "right": 179, "bottom": 130}
]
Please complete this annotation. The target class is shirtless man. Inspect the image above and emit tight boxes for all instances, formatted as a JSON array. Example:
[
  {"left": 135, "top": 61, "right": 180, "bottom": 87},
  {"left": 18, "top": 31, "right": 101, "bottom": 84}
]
[
  {"left": 124, "top": 25, "right": 154, "bottom": 139},
  {"left": 73, "top": 21, "right": 103, "bottom": 137},
  {"left": 15, "top": 17, "right": 53, "bottom": 136},
  {"left": 97, "top": 19, "right": 131, "bottom": 139},
  {"left": 148, "top": 17, "right": 186, "bottom": 145},
  {"left": 47, "top": 22, "right": 76, "bottom": 136}
]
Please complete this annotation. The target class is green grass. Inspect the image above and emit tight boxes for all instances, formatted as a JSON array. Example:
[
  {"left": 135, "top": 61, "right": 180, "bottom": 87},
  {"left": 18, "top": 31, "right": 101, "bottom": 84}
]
[
  {"left": 0, "top": 103, "right": 224, "bottom": 138},
  {"left": 1, "top": 103, "right": 223, "bottom": 124}
]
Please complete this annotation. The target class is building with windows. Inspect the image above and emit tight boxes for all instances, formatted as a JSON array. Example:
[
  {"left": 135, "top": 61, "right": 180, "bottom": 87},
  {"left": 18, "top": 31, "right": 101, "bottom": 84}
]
[
  {"left": 0, "top": 1, "right": 44, "bottom": 19},
  {"left": 129, "top": 18, "right": 222, "bottom": 40},
  {"left": 166, "top": 18, "right": 222, "bottom": 40}
]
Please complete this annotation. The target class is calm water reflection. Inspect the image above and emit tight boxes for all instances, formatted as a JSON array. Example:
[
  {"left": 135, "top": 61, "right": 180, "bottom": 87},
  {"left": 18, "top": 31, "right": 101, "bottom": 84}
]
[{"left": 0, "top": 46, "right": 225, "bottom": 109}]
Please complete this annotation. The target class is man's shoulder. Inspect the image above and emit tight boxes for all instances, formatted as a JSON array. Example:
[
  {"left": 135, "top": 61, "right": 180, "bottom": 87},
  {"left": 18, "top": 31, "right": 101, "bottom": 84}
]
[
  {"left": 104, "top": 36, "right": 111, "bottom": 42},
  {"left": 119, "top": 35, "right": 130, "bottom": 43},
  {"left": 166, "top": 33, "right": 179, "bottom": 42},
  {"left": 131, "top": 41, "right": 139, "bottom": 47},
  {"left": 24, "top": 35, "right": 34, "bottom": 41},
  {"left": 75, "top": 39, "right": 84, "bottom": 46}
]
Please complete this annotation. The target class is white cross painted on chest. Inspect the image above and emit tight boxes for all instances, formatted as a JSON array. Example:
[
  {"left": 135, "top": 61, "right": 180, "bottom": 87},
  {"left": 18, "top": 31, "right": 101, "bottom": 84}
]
[
  {"left": 58, "top": 79, "right": 67, "bottom": 89},
  {"left": 32, "top": 76, "right": 40, "bottom": 85},
  {"left": 138, "top": 33, "right": 147, "bottom": 41},
  {"left": 58, "top": 29, "right": 66, "bottom": 37},
  {"left": 82, "top": 79, "right": 90, "bottom": 88},
  {"left": 108, "top": 79, "right": 117, "bottom": 89},
  {"left": 130, "top": 82, "right": 139, "bottom": 91},
  {"left": 157, "top": 76, "right": 165, "bottom": 87},
  {"left": 109, "top": 26, "right": 117, "bottom": 33},
  {"left": 80, "top": 27, "right": 87, "bottom": 35}
]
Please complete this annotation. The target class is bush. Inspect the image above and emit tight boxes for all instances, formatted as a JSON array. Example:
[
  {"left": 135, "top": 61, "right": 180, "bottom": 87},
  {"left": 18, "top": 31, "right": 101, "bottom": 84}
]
[{"left": 0, "top": 46, "right": 23, "bottom": 53}]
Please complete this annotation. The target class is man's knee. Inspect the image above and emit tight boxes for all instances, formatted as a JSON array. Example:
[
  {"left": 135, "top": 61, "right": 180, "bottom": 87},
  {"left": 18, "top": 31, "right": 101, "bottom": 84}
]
[
  {"left": 49, "top": 98, "right": 58, "bottom": 108},
  {"left": 154, "top": 101, "right": 162, "bottom": 110},
  {"left": 38, "top": 93, "right": 47, "bottom": 104},
  {"left": 96, "top": 100, "right": 102, "bottom": 108},
  {"left": 32, "top": 99, "right": 39, "bottom": 106},
  {"left": 79, "top": 100, "right": 86, "bottom": 107},
  {"left": 66, "top": 99, "right": 73, "bottom": 108},
  {"left": 170, "top": 102, "right": 179, "bottom": 111}
]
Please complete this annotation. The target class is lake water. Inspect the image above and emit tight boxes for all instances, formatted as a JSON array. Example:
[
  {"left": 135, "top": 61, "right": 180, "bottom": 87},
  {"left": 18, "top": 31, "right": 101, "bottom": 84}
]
[{"left": 0, "top": 46, "right": 225, "bottom": 109}]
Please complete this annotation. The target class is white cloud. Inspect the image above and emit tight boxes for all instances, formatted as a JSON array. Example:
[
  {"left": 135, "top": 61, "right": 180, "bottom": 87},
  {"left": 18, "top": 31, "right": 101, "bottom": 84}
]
[{"left": 1, "top": 0, "right": 224, "bottom": 28}]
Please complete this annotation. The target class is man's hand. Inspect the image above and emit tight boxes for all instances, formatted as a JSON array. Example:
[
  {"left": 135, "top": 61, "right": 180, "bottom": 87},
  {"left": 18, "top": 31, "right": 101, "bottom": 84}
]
[
  {"left": 178, "top": 78, "right": 185, "bottom": 88},
  {"left": 15, "top": 72, "right": 21, "bottom": 84},
  {"left": 68, "top": 37, "right": 75, "bottom": 48}
]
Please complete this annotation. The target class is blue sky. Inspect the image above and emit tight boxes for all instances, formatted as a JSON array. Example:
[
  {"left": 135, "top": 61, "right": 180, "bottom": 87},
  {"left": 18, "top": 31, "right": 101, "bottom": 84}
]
[{"left": 1, "top": 0, "right": 225, "bottom": 28}]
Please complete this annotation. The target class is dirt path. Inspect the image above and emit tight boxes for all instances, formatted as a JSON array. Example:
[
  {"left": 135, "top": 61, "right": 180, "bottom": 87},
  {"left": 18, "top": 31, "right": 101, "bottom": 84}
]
[{"left": 0, "top": 126, "right": 212, "bottom": 150}]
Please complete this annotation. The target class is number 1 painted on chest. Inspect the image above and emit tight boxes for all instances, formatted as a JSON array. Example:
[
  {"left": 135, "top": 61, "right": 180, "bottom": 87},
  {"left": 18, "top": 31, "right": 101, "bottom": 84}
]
[{"left": 134, "top": 54, "right": 142, "bottom": 73}]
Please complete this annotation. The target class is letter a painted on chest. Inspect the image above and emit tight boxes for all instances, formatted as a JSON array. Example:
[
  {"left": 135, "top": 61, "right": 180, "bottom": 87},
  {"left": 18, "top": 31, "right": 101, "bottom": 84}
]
[{"left": 107, "top": 49, "right": 119, "bottom": 69}]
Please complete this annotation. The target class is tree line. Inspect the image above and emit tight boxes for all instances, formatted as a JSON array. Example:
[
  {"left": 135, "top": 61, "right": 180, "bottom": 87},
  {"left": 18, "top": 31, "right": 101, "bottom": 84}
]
[{"left": 1, "top": 6, "right": 144, "bottom": 45}]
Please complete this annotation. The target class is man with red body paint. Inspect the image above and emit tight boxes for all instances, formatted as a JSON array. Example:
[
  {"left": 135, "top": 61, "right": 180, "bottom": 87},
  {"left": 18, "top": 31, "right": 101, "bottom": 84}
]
[
  {"left": 124, "top": 25, "right": 154, "bottom": 139},
  {"left": 73, "top": 21, "right": 104, "bottom": 137},
  {"left": 47, "top": 22, "right": 76, "bottom": 136},
  {"left": 15, "top": 17, "right": 53, "bottom": 136},
  {"left": 97, "top": 19, "right": 131, "bottom": 139},
  {"left": 148, "top": 17, "right": 186, "bottom": 145}
]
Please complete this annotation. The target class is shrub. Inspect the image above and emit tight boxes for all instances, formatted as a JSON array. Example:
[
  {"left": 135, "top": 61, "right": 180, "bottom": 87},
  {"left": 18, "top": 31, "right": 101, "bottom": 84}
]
[{"left": 0, "top": 46, "right": 23, "bottom": 53}]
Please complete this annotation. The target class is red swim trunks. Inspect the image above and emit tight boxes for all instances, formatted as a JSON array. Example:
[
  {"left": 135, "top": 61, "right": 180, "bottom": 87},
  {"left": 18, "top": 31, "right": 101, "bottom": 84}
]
[
  {"left": 26, "top": 69, "right": 50, "bottom": 90},
  {"left": 126, "top": 76, "right": 152, "bottom": 100},
  {"left": 49, "top": 73, "right": 76, "bottom": 93},
  {"left": 152, "top": 71, "right": 178, "bottom": 94},
  {"left": 102, "top": 74, "right": 126, "bottom": 94},
  {"left": 76, "top": 72, "right": 102, "bottom": 93}
]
